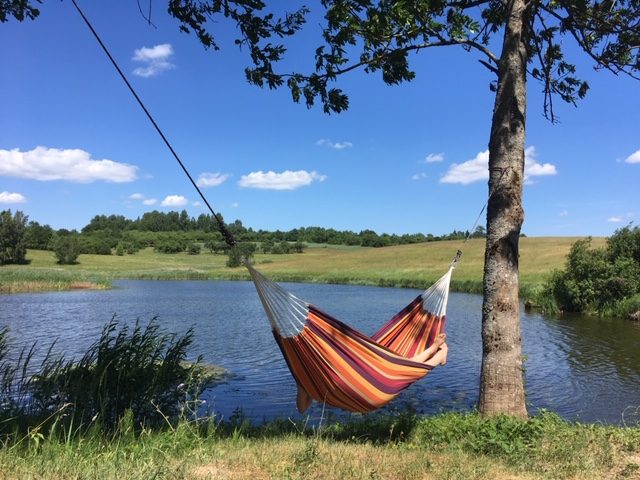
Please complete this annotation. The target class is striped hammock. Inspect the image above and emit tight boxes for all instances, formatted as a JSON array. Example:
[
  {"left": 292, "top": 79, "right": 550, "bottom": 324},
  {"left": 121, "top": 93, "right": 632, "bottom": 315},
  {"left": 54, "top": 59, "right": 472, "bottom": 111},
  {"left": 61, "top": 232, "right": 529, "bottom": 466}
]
[{"left": 245, "top": 261, "right": 455, "bottom": 413}]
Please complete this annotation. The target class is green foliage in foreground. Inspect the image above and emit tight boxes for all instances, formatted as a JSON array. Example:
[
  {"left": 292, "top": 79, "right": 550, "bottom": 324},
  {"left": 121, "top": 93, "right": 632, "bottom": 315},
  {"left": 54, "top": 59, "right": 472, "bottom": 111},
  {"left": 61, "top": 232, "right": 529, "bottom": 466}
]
[
  {"left": 541, "top": 226, "right": 640, "bottom": 317},
  {"left": 0, "top": 410, "right": 638, "bottom": 479},
  {"left": 0, "top": 320, "right": 215, "bottom": 435}
]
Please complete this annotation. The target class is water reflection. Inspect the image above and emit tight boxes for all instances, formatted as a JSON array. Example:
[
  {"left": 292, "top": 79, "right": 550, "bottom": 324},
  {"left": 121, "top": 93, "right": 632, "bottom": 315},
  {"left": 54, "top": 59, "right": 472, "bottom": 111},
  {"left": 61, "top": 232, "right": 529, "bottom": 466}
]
[{"left": 0, "top": 280, "right": 638, "bottom": 424}]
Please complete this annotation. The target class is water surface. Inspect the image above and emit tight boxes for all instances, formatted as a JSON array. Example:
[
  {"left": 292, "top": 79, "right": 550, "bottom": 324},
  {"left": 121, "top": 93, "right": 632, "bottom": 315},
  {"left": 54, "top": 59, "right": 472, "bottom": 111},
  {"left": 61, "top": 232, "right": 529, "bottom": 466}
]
[{"left": 1, "top": 280, "right": 639, "bottom": 424}]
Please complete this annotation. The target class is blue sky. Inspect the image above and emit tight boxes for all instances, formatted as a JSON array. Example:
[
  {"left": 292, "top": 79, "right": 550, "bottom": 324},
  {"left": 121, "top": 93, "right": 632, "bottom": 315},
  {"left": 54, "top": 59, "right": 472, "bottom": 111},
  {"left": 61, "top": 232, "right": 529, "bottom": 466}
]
[{"left": 1, "top": 2, "right": 638, "bottom": 236}]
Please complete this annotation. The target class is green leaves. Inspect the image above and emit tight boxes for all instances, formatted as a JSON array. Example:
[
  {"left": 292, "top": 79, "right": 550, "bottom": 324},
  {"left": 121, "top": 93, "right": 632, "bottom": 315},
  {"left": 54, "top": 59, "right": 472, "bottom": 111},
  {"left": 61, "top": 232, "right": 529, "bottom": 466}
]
[{"left": 167, "top": 1, "right": 639, "bottom": 116}]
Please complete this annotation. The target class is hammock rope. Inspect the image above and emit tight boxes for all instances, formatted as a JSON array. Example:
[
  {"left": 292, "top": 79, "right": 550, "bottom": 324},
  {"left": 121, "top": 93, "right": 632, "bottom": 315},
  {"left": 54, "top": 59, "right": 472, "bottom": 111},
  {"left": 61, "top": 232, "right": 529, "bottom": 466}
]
[{"left": 72, "top": 1, "right": 468, "bottom": 413}]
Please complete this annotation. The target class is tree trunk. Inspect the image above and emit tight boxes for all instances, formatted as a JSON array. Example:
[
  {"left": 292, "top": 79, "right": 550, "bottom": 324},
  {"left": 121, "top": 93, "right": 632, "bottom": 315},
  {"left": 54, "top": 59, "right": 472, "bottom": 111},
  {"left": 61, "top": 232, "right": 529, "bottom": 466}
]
[{"left": 478, "top": 0, "right": 529, "bottom": 418}]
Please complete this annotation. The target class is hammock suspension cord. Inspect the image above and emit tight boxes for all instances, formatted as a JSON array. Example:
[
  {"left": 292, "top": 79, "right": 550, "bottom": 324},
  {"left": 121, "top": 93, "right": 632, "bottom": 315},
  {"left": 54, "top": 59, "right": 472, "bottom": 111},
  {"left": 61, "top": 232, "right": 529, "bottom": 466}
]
[{"left": 70, "top": 0, "right": 237, "bottom": 248}]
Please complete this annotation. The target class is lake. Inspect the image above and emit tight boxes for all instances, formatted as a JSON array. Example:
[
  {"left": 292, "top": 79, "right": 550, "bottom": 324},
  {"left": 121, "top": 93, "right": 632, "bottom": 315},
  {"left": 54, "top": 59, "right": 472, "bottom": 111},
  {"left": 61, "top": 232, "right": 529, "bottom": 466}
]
[{"left": 1, "top": 279, "right": 639, "bottom": 425}]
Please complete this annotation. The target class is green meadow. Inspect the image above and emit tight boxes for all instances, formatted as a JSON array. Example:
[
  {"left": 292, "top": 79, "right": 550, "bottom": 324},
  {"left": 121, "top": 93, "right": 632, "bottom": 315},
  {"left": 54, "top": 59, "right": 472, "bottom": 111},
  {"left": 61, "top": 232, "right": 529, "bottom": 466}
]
[{"left": 0, "top": 237, "right": 605, "bottom": 294}]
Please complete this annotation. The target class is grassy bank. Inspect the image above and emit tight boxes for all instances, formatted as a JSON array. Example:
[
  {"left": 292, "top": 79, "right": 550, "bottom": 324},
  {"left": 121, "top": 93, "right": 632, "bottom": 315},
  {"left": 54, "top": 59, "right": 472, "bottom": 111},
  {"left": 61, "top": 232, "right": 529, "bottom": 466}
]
[
  {"left": 0, "top": 237, "right": 604, "bottom": 295},
  {"left": 1, "top": 411, "right": 638, "bottom": 479}
]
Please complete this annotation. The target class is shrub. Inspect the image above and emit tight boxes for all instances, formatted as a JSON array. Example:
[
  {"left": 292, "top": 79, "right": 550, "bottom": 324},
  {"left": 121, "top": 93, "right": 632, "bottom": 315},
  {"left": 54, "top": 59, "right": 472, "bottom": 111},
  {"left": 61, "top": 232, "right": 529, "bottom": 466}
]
[
  {"left": 155, "top": 237, "right": 186, "bottom": 254},
  {"left": 187, "top": 243, "right": 202, "bottom": 255},
  {"left": 226, "top": 242, "right": 256, "bottom": 267},
  {"left": 53, "top": 236, "right": 81, "bottom": 264},
  {"left": 545, "top": 227, "right": 640, "bottom": 314}
]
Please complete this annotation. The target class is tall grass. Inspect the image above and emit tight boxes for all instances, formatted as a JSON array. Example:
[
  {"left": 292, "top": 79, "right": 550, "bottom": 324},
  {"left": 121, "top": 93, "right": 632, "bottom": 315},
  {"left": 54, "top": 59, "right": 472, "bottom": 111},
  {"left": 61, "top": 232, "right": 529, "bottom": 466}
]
[{"left": 0, "top": 319, "right": 217, "bottom": 437}]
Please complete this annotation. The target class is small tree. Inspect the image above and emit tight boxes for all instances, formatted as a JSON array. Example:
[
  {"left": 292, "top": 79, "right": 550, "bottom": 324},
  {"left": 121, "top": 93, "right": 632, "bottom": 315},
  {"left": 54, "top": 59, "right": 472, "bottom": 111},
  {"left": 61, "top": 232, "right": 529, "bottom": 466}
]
[
  {"left": 187, "top": 242, "right": 202, "bottom": 255},
  {"left": 226, "top": 242, "right": 256, "bottom": 267},
  {"left": 53, "top": 236, "right": 81, "bottom": 265},
  {"left": 0, "top": 209, "right": 28, "bottom": 265}
]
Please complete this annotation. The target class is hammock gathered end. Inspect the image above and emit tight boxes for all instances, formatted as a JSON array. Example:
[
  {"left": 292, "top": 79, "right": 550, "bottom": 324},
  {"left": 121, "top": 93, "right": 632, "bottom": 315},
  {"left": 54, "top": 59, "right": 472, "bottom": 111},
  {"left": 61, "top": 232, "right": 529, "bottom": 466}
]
[{"left": 245, "top": 260, "right": 455, "bottom": 413}]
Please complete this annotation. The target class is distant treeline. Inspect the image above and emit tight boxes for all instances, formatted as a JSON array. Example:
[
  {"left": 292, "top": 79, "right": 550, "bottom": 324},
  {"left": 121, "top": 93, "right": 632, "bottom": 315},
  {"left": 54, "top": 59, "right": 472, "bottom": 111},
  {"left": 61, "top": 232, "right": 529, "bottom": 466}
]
[{"left": 18, "top": 210, "right": 486, "bottom": 256}]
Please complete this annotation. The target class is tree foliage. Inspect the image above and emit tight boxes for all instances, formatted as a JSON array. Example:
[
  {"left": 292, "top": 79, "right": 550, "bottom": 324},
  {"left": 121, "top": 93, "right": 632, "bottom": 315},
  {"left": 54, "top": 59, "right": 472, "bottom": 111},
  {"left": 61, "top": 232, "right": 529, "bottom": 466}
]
[
  {"left": 53, "top": 235, "right": 81, "bottom": 265},
  {"left": 546, "top": 226, "right": 640, "bottom": 314},
  {"left": 0, "top": 209, "right": 28, "bottom": 265},
  {"left": 168, "top": 0, "right": 639, "bottom": 121}
]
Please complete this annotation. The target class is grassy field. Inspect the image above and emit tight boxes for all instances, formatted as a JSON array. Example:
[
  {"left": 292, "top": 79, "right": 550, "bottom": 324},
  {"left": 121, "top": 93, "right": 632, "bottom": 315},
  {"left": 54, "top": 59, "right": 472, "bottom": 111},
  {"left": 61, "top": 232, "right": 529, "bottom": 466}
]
[
  {"left": 0, "top": 237, "right": 605, "bottom": 294},
  {"left": 1, "top": 411, "right": 638, "bottom": 480}
]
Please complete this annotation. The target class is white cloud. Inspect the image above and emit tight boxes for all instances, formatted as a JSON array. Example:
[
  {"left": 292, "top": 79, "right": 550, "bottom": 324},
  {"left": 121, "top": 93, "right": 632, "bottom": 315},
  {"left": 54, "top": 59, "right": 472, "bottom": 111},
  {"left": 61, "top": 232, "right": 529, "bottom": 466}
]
[
  {"left": 440, "top": 150, "right": 489, "bottom": 185},
  {"left": 231, "top": 202, "right": 239, "bottom": 208},
  {"left": 0, "top": 191, "right": 26, "bottom": 204},
  {"left": 239, "top": 170, "right": 326, "bottom": 190},
  {"left": 129, "top": 192, "right": 157, "bottom": 206},
  {"left": 624, "top": 149, "right": 640, "bottom": 164},
  {"left": 0, "top": 147, "right": 137, "bottom": 183},
  {"left": 411, "top": 172, "right": 428, "bottom": 180},
  {"left": 440, "top": 146, "right": 557, "bottom": 185},
  {"left": 423, "top": 152, "right": 444, "bottom": 163},
  {"left": 196, "top": 172, "right": 229, "bottom": 188},
  {"left": 132, "top": 43, "right": 175, "bottom": 78},
  {"left": 160, "top": 195, "right": 188, "bottom": 207},
  {"left": 559, "top": 210, "right": 569, "bottom": 217},
  {"left": 608, "top": 216, "right": 623, "bottom": 223},
  {"left": 192, "top": 201, "right": 202, "bottom": 207},
  {"left": 316, "top": 139, "right": 353, "bottom": 150}
]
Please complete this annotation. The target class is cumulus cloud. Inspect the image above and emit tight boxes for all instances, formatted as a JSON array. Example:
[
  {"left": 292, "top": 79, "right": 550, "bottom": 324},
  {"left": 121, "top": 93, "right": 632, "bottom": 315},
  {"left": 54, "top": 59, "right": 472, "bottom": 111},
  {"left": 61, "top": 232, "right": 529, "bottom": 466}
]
[
  {"left": 160, "top": 195, "right": 188, "bottom": 207},
  {"left": 129, "top": 192, "right": 158, "bottom": 206},
  {"left": 440, "top": 146, "right": 557, "bottom": 185},
  {"left": 316, "top": 139, "right": 353, "bottom": 150},
  {"left": 196, "top": 172, "right": 229, "bottom": 188},
  {"left": 0, "top": 191, "right": 26, "bottom": 204},
  {"left": 411, "top": 172, "right": 428, "bottom": 180},
  {"left": 132, "top": 43, "right": 175, "bottom": 78},
  {"left": 0, "top": 147, "right": 137, "bottom": 183},
  {"left": 423, "top": 152, "right": 444, "bottom": 163},
  {"left": 440, "top": 150, "right": 489, "bottom": 185},
  {"left": 608, "top": 216, "right": 623, "bottom": 223},
  {"left": 239, "top": 170, "right": 326, "bottom": 190},
  {"left": 624, "top": 149, "right": 640, "bottom": 164}
]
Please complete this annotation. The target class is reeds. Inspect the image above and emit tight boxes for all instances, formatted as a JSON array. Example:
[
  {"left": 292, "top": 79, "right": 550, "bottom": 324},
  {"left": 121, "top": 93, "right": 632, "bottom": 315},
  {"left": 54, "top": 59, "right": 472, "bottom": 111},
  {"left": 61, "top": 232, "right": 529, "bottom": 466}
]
[{"left": 0, "top": 319, "right": 217, "bottom": 437}]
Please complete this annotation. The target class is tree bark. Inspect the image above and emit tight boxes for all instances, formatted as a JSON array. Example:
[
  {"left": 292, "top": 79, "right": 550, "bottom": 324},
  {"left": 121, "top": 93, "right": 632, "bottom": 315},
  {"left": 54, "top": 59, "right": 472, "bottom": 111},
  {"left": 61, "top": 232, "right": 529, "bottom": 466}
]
[{"left": 478, "top": 0, "right": 529, "bottom": 418}]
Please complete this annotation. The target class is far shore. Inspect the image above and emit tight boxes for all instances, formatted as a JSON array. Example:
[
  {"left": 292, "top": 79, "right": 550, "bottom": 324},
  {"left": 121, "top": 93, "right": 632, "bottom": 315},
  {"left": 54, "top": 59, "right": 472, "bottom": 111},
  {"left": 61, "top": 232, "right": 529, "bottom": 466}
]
[{"left": 0, "top": 237, "right": 604, "bottom": 296}]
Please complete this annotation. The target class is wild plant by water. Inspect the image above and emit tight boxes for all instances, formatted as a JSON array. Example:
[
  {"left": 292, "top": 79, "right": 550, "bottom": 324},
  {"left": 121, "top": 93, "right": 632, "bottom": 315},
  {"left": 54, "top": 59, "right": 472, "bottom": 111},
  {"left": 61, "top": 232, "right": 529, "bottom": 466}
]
[{"left": 0, "top": 318, "right": 214, "bottom": 437}]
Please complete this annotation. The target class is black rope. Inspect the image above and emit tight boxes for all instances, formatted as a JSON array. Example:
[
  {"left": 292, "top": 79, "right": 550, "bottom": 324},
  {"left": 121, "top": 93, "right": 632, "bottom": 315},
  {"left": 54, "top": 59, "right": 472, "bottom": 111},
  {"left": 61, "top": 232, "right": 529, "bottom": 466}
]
[{"left": 70, "top": 0, "right": 237, "bottom": 248}]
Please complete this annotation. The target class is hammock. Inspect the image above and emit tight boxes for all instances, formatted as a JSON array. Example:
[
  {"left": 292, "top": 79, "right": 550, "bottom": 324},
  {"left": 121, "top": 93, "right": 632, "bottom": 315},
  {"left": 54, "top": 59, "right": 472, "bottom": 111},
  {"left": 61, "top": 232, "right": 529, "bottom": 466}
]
[
  {"left": 70, "top": 4, "right": 459, "bottom": 414},
  {"left": 246, "top": 260, "right": 456, "bottom": 413}
]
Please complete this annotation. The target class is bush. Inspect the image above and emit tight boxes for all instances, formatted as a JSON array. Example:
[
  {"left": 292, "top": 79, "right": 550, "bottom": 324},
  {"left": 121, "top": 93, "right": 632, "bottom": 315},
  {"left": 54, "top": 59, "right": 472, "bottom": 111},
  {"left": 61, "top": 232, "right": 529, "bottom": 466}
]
[
  {"left": 226, "top": 242, "right": 256, "bottom": 267},
  {"left": 544, "top": 227, "right": 640, "bottom": 315},
  {"left": 155, "top": 237, "right": 186, "bottom": 254},
  {"left": 187, "top": 243, "right": 201, "bottom": 255},
  {"left": 53, "top": 236, "right": 81, "bottom": 264}
]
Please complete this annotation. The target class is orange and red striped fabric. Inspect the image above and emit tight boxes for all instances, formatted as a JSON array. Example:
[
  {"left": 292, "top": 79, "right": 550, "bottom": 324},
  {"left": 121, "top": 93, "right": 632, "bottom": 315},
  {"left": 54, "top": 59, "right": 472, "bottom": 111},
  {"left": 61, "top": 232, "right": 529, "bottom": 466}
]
[
  {"left": 372, "top": 295, "right": 446, "bottom": 357},
  {"left": 275, "top": 301, "right": 444, "bottom": 413}
]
